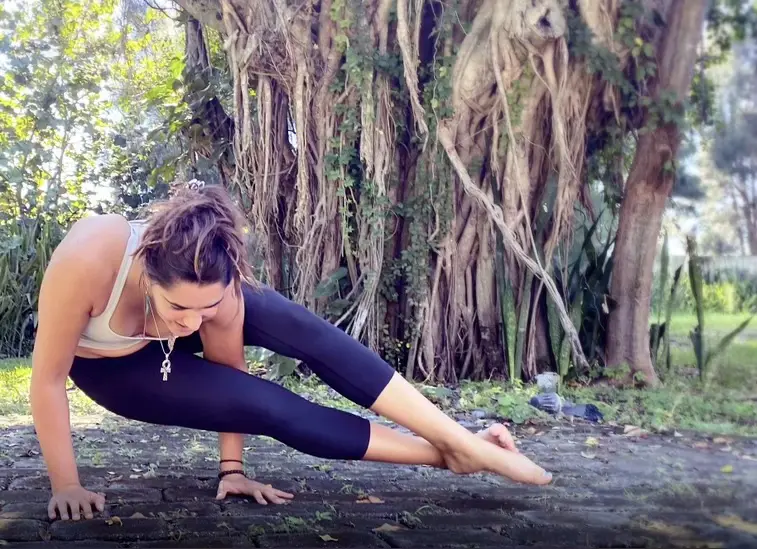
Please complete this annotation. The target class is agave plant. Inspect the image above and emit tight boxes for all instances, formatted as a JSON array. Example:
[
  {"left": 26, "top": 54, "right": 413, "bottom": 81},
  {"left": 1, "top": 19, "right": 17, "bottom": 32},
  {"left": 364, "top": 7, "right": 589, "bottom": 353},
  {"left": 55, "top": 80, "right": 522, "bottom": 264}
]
[
  {"left": 0, "top": 217, "right": 64, "bottom": 357},
  {"left": 649, "top": 231, "right": 684, "bottom": 371}
]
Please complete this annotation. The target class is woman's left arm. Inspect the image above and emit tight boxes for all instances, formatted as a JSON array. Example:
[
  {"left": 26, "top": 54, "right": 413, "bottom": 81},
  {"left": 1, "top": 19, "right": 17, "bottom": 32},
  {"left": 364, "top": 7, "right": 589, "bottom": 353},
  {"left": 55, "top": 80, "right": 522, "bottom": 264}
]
[{"left": 198, "top": 286, "right": 247, "bottom": 470}]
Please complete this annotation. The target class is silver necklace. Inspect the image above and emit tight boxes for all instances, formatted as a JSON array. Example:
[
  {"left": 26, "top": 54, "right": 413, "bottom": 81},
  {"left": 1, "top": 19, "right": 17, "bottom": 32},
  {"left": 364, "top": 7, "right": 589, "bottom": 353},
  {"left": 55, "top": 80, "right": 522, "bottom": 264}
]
[{"left": 145, "top": 293, "right": 177, "bottom": 381}]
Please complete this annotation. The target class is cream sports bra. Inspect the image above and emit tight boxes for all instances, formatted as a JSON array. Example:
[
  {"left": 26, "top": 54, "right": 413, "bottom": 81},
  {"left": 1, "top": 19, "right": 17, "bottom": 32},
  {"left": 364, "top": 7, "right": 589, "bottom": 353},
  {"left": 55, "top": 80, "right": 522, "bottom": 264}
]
[{"left": 77, "top": 220, "right": 168, "bottom": 351}]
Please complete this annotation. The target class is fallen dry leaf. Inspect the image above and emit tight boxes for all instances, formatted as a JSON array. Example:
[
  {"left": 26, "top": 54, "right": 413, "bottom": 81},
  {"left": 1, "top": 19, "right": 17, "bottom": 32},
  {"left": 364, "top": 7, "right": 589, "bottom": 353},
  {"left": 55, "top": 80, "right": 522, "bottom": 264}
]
[
  {"left": 643, "top": 520, "right": 697, "bottom": 538},
  {"left": 319, "top": 534, "right": 338, "bottom": 542},
  {"left": 693, "top": 441, "right": 709, "bottom": 449},
  {"left": 373, "top": 523, "right": 405, "bottom": 533},
  {"left": 580, "top": 451, "right": 596, "bottom": 460},
  {"left": 623, "top": 425, "right": 648, "bottom": 437},
  {"left": 720, "top": 465, "right": 733, "bottom": 474},
  {"left": 713, "top": 515, "right": 757, "bottom": 535},
  {"left": 712, "top": 437, "right": 733, "bottom": 445},
  {"left": 641, "top": 521, "right": 724, "bottom": 548},
  {"left": 106, "top": 516, "right": 123, "bottom": 527},
  {"left": 357, "top": 495, "right": 385, "bottom": 504},
  {"left": 129, "top": 512, "right": 146, "bottom": 519},
  {"left": 584, "top": 437, "right": 599, "bottom": 448}
]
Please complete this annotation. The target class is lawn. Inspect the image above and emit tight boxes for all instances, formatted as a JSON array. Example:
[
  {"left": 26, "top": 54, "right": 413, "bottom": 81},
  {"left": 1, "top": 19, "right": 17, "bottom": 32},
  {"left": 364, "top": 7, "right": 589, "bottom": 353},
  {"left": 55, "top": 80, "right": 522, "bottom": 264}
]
[
  {"left": 2, "top": 311, "right": 756, "bottom": 436},
  {"left": 0, "top": 358, "right": 101, "bottom": 418},
  {"left": 666, "top": 311, "right": 755, "bottom": 337}
]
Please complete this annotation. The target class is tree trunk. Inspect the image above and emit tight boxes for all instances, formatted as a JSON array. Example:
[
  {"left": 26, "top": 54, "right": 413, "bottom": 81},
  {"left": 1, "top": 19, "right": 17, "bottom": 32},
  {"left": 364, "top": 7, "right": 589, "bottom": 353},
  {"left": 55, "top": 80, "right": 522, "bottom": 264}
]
[{"left": 607, "top": 0, "right": 708, "bottom": 386}]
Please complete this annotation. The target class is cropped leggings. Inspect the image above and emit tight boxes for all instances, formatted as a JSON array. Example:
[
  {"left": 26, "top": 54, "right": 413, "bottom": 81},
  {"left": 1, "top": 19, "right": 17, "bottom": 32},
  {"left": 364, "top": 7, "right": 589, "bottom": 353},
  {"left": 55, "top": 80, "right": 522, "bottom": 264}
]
[{"left": 68, "top": 284, "right": 396, "bottom": 461}]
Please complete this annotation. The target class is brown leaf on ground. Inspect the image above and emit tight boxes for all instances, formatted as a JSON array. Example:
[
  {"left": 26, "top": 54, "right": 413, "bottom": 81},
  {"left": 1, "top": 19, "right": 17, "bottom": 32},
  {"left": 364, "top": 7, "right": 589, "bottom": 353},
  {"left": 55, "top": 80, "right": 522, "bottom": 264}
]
[
  {"left": 713, "top": 515, "right": 757, "bottom": 535},
  {"left": 357, "top": 495, "right": 384, "bottom": 504},
  {"left": 623, "top": 425, "right": 649, "bottom": 437},
  {"left": 373, "top": 523, "right": 405, "bottom": 533}
]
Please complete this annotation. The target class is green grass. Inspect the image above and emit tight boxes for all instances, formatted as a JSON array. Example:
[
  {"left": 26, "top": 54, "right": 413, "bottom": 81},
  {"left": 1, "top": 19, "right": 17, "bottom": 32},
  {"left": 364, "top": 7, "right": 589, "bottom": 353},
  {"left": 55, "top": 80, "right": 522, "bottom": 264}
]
[
  {"left": 0, "top": 359, "right": 100, "bottom": 418},
  {"left": 667, "top": 311, "right": 755, "bottom": 337}
]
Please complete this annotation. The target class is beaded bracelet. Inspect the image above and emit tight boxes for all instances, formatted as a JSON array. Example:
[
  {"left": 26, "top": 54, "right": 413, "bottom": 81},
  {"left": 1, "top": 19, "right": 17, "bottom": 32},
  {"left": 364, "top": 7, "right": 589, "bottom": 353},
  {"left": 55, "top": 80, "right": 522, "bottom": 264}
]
[{"left": 218, "top": 469, "right": 246, "bottom": 480}]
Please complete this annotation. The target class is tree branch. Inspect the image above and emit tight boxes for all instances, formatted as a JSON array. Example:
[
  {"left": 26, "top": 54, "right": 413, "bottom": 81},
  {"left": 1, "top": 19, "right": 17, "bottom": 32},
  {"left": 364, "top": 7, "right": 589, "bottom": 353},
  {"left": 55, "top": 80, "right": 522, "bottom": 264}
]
[{"left": 173, "top": 0, "right": 225, "bottom": 33}]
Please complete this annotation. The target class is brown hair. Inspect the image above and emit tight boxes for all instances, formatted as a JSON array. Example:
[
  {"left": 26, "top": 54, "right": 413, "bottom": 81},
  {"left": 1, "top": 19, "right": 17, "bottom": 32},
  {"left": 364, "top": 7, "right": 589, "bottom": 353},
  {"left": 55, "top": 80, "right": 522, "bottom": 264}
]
[{"left": 134, "top": 181, "right": 254, "bottom": 292}]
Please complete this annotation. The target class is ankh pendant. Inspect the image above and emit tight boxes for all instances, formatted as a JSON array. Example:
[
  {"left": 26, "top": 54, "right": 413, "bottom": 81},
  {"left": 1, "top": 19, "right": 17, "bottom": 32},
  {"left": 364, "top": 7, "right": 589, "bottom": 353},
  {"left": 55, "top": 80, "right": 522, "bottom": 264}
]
[{"left": 161, "top": 358, "right": 172, "bottom": 382}]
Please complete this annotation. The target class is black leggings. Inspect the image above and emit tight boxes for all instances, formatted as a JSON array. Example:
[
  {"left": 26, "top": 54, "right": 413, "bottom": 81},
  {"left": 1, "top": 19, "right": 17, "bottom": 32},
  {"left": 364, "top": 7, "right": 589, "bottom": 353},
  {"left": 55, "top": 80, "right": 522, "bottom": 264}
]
[{"left": 69, "top": 284, "right": 396, "bottom": 461}]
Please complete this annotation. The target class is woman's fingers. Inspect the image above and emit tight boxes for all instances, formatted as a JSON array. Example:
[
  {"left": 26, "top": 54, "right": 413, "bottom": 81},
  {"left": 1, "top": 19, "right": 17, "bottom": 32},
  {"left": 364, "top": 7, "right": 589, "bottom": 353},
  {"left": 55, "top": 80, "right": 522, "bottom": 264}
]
[
  {"left": 92, "top": 492, "right": 106, "bottom": 512},
  {"left": 68, "top": 499, "right": 81, "bottom": 521},
  {"left": 251, "top": 490, "right": 268, "bottom": 506},
  {"left": 260, "top": 485, "right": 292, "bottom": 505},
  {"left": 48, "top": 499, "right": 58, "bottom": 520}
]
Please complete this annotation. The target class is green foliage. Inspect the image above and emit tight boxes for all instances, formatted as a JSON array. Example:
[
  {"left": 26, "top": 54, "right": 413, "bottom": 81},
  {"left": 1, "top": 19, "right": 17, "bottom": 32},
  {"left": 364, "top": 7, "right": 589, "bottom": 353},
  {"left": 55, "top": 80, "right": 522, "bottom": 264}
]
[
  {"left": 0, "top": 0, "right": 123, "bottom": 357},
  {"left": 0, "top": 0, "right": 118, "bottom": 218},
  {"left": 99, "top": 6, "right": 209, "bottom": 211},
  {"left": 456, "top": 380, "right": 544, "bottom": 425},
  {"left": 0, "top": 219, "right": 64, "bottom": 357},
  {"left": 686, "top": 236, "right": 754, "bottom": 380},
  {"left": 551, "top": 208, "right": 616, "bottom": 379},
  {"left": 564, "top": 377, "right": 757, "bottom": 436}
]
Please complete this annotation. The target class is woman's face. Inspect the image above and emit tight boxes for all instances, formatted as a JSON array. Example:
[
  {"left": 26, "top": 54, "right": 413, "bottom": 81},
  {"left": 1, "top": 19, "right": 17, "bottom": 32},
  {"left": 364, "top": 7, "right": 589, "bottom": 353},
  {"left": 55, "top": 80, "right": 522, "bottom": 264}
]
[{"left": 148, "top": 280, "right": 228, "bottom": 337}]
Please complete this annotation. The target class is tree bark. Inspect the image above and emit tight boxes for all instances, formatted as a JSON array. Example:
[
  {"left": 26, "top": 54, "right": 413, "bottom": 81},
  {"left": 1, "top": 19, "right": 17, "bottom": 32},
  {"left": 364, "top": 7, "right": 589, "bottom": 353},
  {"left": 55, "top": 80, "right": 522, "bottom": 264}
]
[{"left": 606, "top": 0, "right": 708, "bottom": 386}]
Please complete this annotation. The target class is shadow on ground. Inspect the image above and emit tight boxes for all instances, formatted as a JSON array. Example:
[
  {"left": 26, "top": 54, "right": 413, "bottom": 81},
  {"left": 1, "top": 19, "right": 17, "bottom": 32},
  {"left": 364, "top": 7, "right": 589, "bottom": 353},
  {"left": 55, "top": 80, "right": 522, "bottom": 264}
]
[{"left": 1, "top": 414, "right": 757, "bottom": 548}]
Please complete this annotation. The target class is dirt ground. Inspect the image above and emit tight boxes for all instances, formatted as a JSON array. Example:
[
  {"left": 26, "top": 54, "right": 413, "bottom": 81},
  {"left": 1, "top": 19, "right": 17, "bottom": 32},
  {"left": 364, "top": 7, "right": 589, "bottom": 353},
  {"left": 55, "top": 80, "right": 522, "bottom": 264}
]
[{"left": 1, "top": 412, "right": 757, "bottom": 548}]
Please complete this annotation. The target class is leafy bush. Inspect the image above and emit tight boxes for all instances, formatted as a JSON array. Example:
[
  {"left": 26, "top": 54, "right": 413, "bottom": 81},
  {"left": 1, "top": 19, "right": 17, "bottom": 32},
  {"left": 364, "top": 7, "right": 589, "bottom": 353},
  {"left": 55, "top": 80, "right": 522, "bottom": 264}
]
[
  {"left": 0, "top": 218, "right": 64, "bottom": 358},
  {"left": 652, "top": 266, "right": 757, "bottom": 314}
]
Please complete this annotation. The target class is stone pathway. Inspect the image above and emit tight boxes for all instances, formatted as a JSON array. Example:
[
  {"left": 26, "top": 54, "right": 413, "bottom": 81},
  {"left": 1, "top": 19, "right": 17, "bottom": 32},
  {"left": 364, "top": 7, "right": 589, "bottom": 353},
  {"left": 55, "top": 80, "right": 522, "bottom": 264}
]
[{"left": 1, "top": 413, "right": 757, "bottom": 548}]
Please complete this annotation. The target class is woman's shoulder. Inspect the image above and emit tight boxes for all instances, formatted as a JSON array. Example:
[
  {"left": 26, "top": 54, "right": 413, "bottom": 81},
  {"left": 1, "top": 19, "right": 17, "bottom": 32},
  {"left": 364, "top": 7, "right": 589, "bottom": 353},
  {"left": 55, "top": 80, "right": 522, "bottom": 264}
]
[
  {"left": 58, "top": 214, "right": 131, "bottom": 259},
  {"left": 44, "top": 214, "right": 132, "bottom": 291}
]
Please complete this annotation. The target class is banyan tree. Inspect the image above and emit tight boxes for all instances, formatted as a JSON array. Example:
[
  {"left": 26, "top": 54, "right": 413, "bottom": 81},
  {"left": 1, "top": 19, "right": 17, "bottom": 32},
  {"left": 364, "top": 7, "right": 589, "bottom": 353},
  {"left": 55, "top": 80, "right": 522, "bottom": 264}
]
[{"left": 171, "top": 0, "right": 708, "bottom": 386}]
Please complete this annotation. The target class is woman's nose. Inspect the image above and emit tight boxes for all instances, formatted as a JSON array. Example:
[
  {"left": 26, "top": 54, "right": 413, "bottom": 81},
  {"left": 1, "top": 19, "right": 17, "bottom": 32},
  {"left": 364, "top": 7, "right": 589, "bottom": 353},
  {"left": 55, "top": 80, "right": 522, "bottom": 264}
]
[{"left": 183, "top": 314, "right": 202, "bottom": 331}]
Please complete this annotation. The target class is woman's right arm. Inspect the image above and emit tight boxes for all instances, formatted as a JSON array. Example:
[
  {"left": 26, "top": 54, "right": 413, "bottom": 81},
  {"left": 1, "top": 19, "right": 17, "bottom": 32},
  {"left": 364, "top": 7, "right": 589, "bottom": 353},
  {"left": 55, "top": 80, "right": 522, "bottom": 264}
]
[{"left": 30, "top": 223, "right": 108, "bottom": 518}]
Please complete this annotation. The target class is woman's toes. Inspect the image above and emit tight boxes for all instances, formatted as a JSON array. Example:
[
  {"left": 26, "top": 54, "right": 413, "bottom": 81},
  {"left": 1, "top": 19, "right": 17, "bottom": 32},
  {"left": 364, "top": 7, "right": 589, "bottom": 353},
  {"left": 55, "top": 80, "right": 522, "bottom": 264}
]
[{"left": 476, "top": 423, "right": 519, "bottom": 452}]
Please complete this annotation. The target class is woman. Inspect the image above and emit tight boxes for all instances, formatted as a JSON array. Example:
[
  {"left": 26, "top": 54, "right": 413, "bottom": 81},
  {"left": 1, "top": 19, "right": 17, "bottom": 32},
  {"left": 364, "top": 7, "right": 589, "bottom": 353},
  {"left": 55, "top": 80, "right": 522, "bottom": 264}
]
[{"left": 30, "top": 181, "right": 551, "bottom": 522}]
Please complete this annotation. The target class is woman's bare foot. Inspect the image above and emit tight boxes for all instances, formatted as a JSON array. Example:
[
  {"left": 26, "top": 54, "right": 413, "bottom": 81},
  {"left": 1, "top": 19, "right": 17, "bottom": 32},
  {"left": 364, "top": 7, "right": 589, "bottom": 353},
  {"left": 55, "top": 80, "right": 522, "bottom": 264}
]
[
  {"left": 475, "top": 423, "right": 520, "bottom": 453},
  {"left": 439, "top": 423, "right": 551, "bottom": 485}
]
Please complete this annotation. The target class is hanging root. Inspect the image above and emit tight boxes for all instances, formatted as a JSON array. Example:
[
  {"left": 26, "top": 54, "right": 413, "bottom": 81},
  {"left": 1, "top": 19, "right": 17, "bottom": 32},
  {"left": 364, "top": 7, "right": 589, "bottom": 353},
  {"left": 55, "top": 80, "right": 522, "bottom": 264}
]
[
  {"left": 437, "top": 0, "right": 591, "bottom": 372},
  {"left": 438, "top": 121, "right": 589, "bottom": 370},
  {"left": 396, "top": 0, "right": 429, "bottom": 141}
]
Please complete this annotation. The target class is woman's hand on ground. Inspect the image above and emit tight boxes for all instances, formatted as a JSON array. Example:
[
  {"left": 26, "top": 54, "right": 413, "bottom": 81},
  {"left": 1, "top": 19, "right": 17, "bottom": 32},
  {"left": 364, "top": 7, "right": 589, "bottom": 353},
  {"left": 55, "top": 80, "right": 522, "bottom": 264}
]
[
  {"left": 215, "top": 474, "right": 294, "bottom": 505},
  {"left": 48, "top": 484, "right": 106, "bottom": 520}
]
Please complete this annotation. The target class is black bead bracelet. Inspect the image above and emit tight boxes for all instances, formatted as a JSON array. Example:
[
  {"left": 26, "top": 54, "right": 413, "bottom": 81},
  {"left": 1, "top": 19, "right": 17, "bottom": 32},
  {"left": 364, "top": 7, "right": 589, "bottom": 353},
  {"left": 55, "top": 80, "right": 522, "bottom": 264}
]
[{"left": 218, "top": 469, "right": 246, "bottom": 480}]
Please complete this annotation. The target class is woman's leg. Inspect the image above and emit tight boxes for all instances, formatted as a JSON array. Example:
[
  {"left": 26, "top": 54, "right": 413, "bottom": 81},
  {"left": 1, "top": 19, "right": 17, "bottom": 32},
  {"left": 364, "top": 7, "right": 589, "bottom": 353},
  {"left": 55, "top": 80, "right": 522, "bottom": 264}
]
[
  {"left": 69, "top": 344, "right": 439, "bottom": 465},
  {"left": 237, "top": 284, "right": 552, "bottom": 484},
  {"left": 239, "top": 284, "right": 395, "bottom": 409}
]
